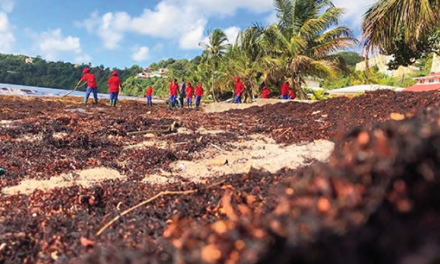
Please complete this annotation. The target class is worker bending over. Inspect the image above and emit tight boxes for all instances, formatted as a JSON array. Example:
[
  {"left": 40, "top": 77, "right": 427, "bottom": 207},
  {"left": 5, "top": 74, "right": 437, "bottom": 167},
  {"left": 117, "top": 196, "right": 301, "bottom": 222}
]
[{"left": 77, "top": 68, "right": 98, "bottom": 105}]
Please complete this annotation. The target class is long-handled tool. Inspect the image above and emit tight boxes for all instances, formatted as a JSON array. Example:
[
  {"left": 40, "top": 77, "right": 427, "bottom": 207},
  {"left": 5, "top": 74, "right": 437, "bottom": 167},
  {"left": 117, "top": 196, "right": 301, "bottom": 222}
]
[
  {"left": 62, "top": 82, "right": 86, "bottom": 98},
  {"left": 62, "top": 86, "right": 79, "bottom": 98}
]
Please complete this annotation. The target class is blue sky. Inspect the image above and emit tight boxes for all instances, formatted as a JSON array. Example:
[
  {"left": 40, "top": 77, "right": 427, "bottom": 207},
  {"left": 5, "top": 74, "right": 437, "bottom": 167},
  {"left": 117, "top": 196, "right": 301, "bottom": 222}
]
[{"left": 0, "top": 0, "right": 376, "bottom": 69}]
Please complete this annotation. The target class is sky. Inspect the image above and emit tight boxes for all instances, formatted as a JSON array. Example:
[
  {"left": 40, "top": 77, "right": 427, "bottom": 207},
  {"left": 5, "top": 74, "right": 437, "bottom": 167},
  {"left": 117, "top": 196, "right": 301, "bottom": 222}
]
[{"left": 0, "top": 0, "right": 376, "bottom": 69}]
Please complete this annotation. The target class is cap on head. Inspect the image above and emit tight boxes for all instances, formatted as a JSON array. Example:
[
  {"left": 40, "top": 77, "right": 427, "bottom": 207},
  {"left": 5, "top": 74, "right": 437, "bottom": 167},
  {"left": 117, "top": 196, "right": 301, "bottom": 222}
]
[
  {"left": 198, "top": 82, "right": 202, "bottom": 86},
  {"left": 236, "top": 76, "right": 241, "bottom": 81},
  {"left": 83, "top": 68, "right": 90, "bottom": 74},
  {"left": 112, "top": 71, "right": 118, "bottom": 76}
]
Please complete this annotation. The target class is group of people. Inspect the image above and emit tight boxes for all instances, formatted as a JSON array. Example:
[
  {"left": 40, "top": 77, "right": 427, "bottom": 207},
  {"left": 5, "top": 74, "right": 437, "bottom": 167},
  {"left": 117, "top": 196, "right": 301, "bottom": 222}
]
[
  {"left": 165, "top": 78, "right": 204, "bottom": 109},
  {"left": 76, "top": 68, "right": 296, "bottom": 108},
  {"left": 233, "top": 77, "right": 296, "bottom": 103}
]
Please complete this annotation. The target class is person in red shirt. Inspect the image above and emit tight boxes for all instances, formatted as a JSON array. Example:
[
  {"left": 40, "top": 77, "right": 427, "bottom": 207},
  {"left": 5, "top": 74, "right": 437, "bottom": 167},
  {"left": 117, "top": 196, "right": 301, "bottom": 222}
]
[
  {"left": 234, "top": 77, "right": 245, "bottom": 104},
  {"left": 169, "top": 79, "right": 178, "bottom": 108},
  {"left": 288, "top": 88, "right": 296, "bottom": 100},
  {"left": 185, "top": 81, "right": 194, "bottom": 108},
  {"left": 107, "top": 71, "right": 123, "bottom": 107},
  {"left": 280, "top": 81, "right": 290, "bottom": 100},
  {"left": 145, "top": 86, "right": 153, "bottom": 107},
  {"left": 195, "top": 82, "right": 204, "bottom": 109},
  {"left": 77, "top": 68, "right": 99, "bottom": 105},
  {"left": 261, "top": 82, "right": 271, "bottom": 99}
]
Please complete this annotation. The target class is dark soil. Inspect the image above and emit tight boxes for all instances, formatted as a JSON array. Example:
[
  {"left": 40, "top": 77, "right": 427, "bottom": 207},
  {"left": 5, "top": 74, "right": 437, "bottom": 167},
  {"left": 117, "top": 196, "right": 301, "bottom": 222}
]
[{"left": 1, "top": 90, "right": 440, "bottom": 263}]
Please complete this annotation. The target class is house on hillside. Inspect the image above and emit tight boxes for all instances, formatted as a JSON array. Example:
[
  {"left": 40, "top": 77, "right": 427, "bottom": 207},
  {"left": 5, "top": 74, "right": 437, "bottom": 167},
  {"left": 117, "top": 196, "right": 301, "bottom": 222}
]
[
  {"left": 25, "top": 57, "right": 33, "bottom": 64},
  {"left": 404, "top": 72, "right": 440, "bottom": 92},
  {"left": 304, "top": 76, "right": 321, "bottom": 89},
  {"left": 136, "top": 68, "right": 169, "bottom": 79},
  {"left": 355, "top": 54, "right": 418, "bottom": 79}
]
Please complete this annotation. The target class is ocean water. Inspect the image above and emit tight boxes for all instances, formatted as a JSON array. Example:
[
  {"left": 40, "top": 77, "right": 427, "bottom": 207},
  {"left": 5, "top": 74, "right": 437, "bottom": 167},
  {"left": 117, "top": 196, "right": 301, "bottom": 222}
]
[{"left": 0, "top": 83, "right": 143, "bottom": 101}]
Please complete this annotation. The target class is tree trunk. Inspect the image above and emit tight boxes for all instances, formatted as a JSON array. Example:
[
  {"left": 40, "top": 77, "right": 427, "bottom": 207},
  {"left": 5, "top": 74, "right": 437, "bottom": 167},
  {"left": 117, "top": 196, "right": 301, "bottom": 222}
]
[
  {"left": 211, "top": 74, "right": 217, "bottom": 102},
  {"left": 292, "top": 74, "right": 308, "bottom": 100},
  {"left": 243, "top": 78, "right": 254, "bottom": 103}
]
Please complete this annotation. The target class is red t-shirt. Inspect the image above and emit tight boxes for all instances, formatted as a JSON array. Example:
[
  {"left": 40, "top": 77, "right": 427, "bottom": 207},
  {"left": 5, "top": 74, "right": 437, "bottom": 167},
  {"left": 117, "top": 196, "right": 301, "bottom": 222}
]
[
  {"left": 235, "top": 81, "right": 245, "bottom": 96},
  {"left": 169, "top": 82, "right": 178, "bottom": 96},
  {"left": 81, "top": 73, "right": 98, "bottom": 88},
  {"left": 195, "top": 86, "right": 204, "bottom": 97},
  {"left": 107, "top": 76, "right": 121, "bottom": 92},
  {"left": 281, "top": 83, "right": 289, "bottom": 96},
  {"left": 145, "top": 87, "right": 153, "bottom": 96},
  {"left": 288, "top": 89, "right": 296, "bottom": 99},
  {"left": 186, "top": 86, "right": 194, "bottom": 98},
  {"left": 261, "top": 87, "right": 271, "bottom": 98}
]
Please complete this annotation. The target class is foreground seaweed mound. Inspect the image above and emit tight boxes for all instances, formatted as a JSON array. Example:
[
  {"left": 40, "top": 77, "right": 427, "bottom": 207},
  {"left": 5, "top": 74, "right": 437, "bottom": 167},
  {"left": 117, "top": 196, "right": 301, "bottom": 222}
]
[{"left": 76, "top": 108, "right": 440, "bottom": 264}]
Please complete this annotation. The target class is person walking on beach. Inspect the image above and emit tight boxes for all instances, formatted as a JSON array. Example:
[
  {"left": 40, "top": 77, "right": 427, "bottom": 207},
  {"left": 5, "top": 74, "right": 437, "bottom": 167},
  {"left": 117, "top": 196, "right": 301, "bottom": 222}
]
[
  {"left": 178, "top": 78, "right": 186, "bottom": 108},
  {"left": 169, "top": 79, "right": 178, "bottom": 108},
  {"left": 195, "top": 82, "right": 204, "bottom": 109},
  {"left": 77, "top": 68, "right": 98, "bottom": 105},
  {"left": 261, "top": 82, "right": 271, "bottom": 99},
  {"left": 234, "top": 77, "right": 245, "bottom": 104},
  {"left": 280, "top": 81, "right": 290, "bottom": 100},
  {"left": 185, "top": 81, "right": 194, "bottom": 108},
  {"left": 145, "top": 86, "right": 153, "bottom": 107},
  {"left": 107, "top": 71, "right": 123, "bottom": 107}
]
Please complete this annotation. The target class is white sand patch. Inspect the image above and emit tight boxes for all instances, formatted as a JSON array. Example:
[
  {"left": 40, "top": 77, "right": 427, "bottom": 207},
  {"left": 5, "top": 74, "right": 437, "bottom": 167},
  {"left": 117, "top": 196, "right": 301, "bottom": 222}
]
[
  {"left": 123, "top": 140, "right": 168, "bottom": 150},
  {"left": 53, "top": 132, "right": 68, "bottom": 139},
  {"left": 2, "top": 167, "right": 123, "bottom": 196},
  {"left": 0, "top": 120, "right": 18, "bottom": 127},
  {"left": 142, "top": 171, "right": 178, "bottom": 185},
  {"left": 16, "top": 133, "right": 43, "bottom": 142},
  {"left": 177, "top": 127, "right": 229, "bottom": 135},
  {"left": 203, "top": 99, "right": 316, "bottom": 113},
  {"left": 141, "top": 135, "right": 334, "bottom": 184}
]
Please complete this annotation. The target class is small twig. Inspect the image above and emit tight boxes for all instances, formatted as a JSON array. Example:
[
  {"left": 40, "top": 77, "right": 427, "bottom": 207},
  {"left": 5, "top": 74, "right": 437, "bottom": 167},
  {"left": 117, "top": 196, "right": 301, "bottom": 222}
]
[
  {"left": 96, "top": 190, "right": 196, "bottom": 237},
  {"left": 210, "top": 143, "right": 223, "bottom": 151},
  {"left": 95, "top": 180, "right": 225, "bottom": 237},
  {"left": 279, "top": 128, "right": 292, "bottom": 138}
]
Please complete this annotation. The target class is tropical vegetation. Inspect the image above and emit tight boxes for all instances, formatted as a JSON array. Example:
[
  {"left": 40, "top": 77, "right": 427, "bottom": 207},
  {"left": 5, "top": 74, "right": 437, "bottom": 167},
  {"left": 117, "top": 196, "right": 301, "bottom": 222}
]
[
  {"left": 3, "top": 0, "right": 440, "bottom": 100},
  {"left": 362, "top": 0, "right": 440, "bottom": 69}
]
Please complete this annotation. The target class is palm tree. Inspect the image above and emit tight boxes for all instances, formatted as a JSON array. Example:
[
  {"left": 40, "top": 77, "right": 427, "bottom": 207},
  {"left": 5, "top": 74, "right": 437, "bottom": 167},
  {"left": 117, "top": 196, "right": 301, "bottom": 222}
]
[
  {"left": 362, "top": 0, "right": 440, "bottom": 57},
  {"left": 200, "top": 29, "right": 231, "bottom": 101},
  {"left": 222, "top": 25, "right": 274, "bottom": 102},
  {"left": 264, "top": 0, "right": 357, "bottom": 99}
]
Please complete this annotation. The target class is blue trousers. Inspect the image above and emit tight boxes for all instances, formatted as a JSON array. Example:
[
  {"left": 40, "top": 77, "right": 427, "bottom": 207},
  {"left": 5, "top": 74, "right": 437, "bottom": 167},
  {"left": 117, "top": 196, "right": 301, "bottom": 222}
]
[
  {"left": 169, "top": 95, "right": 177, "bottom": 107},
  {"left": 85, "top": 87, "right": 98, "bottom": 103},
  {"left": 109, "top": 92, "right": 118, "bottom": 101},
  {"left": 195, "top": 96, "right": 201, "bottom": 108},
  {"left": 146, "top": 95, "right": 152, "bottom": 106},
  {"left": 187, "top": 98, "right": 192, "bottom": 107},
  {"left": 281, "top": 94, "right": 289, "bottom": 100},
  {"left": 234, "top": 95, "right": 242, "bottom": 104}
]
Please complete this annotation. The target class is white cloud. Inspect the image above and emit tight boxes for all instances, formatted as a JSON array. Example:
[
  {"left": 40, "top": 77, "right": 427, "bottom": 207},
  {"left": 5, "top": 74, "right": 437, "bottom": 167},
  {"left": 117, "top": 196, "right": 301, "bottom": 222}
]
[
  {"left": 332, "top": 0, "right": 376, "bottom": 27},
  {"left": 77, "top": 0, "right": 274, "bottom": 51},
  {"left": 132, "top": 46, "right": 150, "bottom": 62},
  {"left": 0, "top": 12, "right": 15, "bottom": 53},
  {"left": 224, "top": 26, "right": 241, "bottom": 45},
  {"left": 179, "top": 19, "right": 206, "bottom": 49},
  {"left": 0, "top": 0, "right": 15, "bottom": 13},
  {"left": 77, "top": 11, "right": 130, "bottom": 50},
  {"left": 74, "top": 54, "right": 92, "bottom": 64},
  {"left": 33, "top": 29, "right": 82, "bottom": 61}
]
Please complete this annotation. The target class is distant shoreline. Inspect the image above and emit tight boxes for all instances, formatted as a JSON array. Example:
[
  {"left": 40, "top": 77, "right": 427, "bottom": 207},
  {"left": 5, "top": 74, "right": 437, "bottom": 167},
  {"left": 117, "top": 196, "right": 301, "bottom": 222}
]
[{"left": 0, "top": 83, "right": 144, "bottom": 101}]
